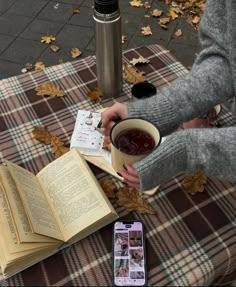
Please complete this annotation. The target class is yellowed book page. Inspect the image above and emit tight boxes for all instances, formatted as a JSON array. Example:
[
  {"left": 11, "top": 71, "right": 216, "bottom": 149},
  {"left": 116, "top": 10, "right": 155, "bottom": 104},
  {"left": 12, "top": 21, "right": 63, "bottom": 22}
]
[
  {"left": 5, "top": 162, "right": 63, "bottom": 241},
  {"left": 0, "top": 167, "right": 58, "bottom": 243},
  {"left": 37, "top": 149, "right": 117, "bottom": 242},
  {"left": 0, "top": 182, "right": 58, "bottom": 254}
]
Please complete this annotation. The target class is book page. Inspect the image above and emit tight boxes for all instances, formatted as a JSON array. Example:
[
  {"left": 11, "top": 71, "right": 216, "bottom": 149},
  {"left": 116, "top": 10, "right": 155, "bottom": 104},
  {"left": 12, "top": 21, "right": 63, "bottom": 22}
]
[
  {"left": 5, "top": 162, "right": 63, "bottom": 241},
  {"left": 37, "top": 149, "right": 117, "bottom": 242},
  {"left": 0, "top": 182, "right": 58, "bottom": 254},
  {"left": 0, "top": 167, "right": 57, "bottom": 243}
]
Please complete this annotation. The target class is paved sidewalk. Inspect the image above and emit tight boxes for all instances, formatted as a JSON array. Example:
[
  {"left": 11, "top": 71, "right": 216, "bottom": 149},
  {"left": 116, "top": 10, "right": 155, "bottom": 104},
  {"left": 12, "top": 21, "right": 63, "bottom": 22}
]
[{"left": 0, "top": 0, "right": 199, "bottom": 77}]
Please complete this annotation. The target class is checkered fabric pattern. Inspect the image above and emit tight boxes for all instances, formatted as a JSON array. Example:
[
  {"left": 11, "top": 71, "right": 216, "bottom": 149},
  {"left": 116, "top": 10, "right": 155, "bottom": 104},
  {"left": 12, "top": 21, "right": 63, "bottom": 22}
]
[{"left": 0, "top": 44, "right": 235, "bottom": 286}]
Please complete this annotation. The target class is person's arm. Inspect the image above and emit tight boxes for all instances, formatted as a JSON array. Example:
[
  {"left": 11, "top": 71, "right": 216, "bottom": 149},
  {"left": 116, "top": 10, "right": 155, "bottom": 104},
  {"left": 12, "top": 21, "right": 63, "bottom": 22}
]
[
  {"left": 129, "top": 127, "right": 236, "bottom": 191},
  {"left": 127, "top": 0, "right": 234, "bottom": 136}
]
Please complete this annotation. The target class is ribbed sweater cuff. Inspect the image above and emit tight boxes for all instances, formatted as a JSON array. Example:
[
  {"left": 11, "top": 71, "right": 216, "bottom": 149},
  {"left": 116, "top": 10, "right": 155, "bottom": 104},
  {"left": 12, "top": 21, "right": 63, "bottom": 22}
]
[
  {"left": 127, "top": 94, "right": 178, "bottom": 136},
  {"left": 133, "top": 132, "right": 187, "bottom": 191}
]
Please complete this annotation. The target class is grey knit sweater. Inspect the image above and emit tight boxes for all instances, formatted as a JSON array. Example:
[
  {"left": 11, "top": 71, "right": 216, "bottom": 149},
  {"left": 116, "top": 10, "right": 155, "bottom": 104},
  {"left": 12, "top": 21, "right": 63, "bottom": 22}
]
[{"left": 127, "top": 0, "right": 236, "bottom": 191}]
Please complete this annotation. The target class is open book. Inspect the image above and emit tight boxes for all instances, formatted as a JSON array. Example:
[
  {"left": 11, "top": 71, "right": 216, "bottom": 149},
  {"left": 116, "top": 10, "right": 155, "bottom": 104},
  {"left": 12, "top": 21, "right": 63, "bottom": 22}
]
[{"left": 0, "top": 149, "right": 118, "bottom": 279}]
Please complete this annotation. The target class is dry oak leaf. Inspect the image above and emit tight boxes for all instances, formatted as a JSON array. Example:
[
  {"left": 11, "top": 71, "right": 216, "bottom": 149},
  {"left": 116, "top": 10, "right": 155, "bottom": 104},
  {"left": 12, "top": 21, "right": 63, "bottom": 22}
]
[
  {"left": 50, "top": 136, "right": 69, "bottom": 159},
  {"left": 32, "top": 126, "right": 52, "bottom": 145},
  {"left": 50, "top": 45, "right": 60, "bottom": 52},
  {"left": 141, "top": 25, "right": 152, "bottom": 35},
  {"left": 116, "top": 187, "right": 157, "bottom": 215},
  {"left": 99, "top": 178, "right": 116, "bottom": 199},
  {"left": 152, "top": 9, "right": 163, "bottom": 17},
  {"left": 123, "top": 64, "right": 145, "bottom": 84},
  {"left": 129, "top": 56, "right": 150, "bottom": 66},
  {"left": 87, "top": 87, "right": 103, "bottom": 103},
  {"left": 71, "top": 48, "right": 82, "bottom": 58},
  {"left": 167, "top": 9, "right": 179, "bottom": 20},
  {"left": 24, "top": 63, "right": 33, "bottom": 71},
  {"left": 34, "top": 61, "right": 46, "bottom": 71},
  {"left": 158, "top": 17, "right": 170, "bottom": 25},
  {"left": 122, "top": 35, "right": 127, "bottom": 44},
  {"left": 175, "top": 29, "right": 182, "bottom": 37},
  {"left": 41, "top": 35, "right": 56, "bottom": 44},
  {"left": 35, "top": 82, "right": 65, "bottom": 97},
  {"left": 181, "top": 170, "right": 207, "bottom": 193},
  {"left": 129, "top": 0, "right": 143, "bottom": 7},
  {"left": 192, "top": 15, "right": 200, "bottom": 25}
]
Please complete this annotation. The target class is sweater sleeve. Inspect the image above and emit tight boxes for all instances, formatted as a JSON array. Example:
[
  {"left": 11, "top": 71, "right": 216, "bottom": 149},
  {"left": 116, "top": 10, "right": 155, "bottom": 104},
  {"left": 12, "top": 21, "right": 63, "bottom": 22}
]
[
  {"left": 127, "top": 0, "right": 234, "bottom": 136},
  {"left": 134, "top": 127, "right": 236, "bottom": 191}
]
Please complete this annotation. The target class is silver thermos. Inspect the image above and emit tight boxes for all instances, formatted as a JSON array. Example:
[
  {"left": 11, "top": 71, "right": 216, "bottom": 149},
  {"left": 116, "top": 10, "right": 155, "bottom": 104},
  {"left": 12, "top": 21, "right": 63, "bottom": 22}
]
[{"left": 93, "top": 0, "right": 123, "bottom": 98}]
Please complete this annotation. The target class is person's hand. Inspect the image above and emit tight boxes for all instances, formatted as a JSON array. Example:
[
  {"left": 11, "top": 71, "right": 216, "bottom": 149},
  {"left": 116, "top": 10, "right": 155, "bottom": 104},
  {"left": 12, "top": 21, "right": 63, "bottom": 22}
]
[
  {"left": 119, "top": 164, "right": 141, "bottom": 189},
  {"left": 101, "top": 102, "right": 128, "bottom": 146}
]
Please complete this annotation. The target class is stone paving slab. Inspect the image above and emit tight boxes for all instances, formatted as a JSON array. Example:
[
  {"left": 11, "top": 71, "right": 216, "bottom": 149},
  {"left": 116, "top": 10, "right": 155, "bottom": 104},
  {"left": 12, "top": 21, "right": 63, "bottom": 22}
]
[{"left": 0, "top": 0, "right": 199, "bottom": 76}]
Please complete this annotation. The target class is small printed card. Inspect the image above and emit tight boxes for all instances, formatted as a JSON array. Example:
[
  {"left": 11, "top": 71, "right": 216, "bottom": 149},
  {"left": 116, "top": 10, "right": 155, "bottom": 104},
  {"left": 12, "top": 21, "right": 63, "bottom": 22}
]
[{"left": 70, "top": 110, "right": 111, "bottom": 161}]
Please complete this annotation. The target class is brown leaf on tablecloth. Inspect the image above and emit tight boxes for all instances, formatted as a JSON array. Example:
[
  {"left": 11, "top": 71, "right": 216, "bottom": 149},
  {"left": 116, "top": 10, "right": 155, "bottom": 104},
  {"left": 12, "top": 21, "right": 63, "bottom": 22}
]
[
  {"left": 181, "top": 170, "right": 207, "bottom": 193},
  {"left": 123, "top": 64, "right": 145, "bottom": 84},
  {"left": 116, "top": 187, "right": 157, "bottom": 214},
  {"left": 32, "top": 126, "right": 52, "bottom": 145},
  {"left": 32, "top": 126, "right": 69, "bottom": 159},
  {"left": 152, "top": 9, "right": 163, "bottom": 17},
  {"left": 50, "top": 136, "right": 69, "bottom": 159},
  {"left": 34, "top": 61, "right": 46, "bottom": 71},
  {"left": 41, "top": 35, "right": 56, "bottom": 44},
  {"left": 129, "top": 0, "right": 143, "bottom": 7},
  {"left": 99, "top": 178, "right": 116, "bottom": 199},
  {"left": 35, "top": 82, "right": 65, "bottom": 97},
  {"left": 71, "top": 48, "right": 82, "bottom": 58},
  {"left": 87, "top": 87, "right": 103, "bottom": 103},
  {"left": 141, "top": 25, "right": 152, "bottom": 35},
  {"left": 129, "top": 56, "right": 150, "bottom": 66}
]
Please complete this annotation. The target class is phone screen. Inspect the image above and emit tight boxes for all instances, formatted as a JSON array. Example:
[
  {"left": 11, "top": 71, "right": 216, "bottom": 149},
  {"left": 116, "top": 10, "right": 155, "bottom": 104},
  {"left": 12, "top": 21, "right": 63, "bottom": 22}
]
[{"left": 113, "top": 221, "right": 146, "bottom": 286}]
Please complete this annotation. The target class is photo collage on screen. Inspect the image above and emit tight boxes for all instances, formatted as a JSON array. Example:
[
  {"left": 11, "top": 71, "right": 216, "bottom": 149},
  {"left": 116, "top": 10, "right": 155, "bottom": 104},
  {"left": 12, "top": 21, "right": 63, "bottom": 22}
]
[{"left": 114, "top": 230, "right": 145, "bottom": 281}]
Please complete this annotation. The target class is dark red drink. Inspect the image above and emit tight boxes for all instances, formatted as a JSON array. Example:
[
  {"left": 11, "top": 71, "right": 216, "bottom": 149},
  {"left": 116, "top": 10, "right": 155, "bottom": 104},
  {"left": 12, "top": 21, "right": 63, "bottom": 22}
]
[{"left": 114, "top": 128, "right": 155, "bottom": 155}]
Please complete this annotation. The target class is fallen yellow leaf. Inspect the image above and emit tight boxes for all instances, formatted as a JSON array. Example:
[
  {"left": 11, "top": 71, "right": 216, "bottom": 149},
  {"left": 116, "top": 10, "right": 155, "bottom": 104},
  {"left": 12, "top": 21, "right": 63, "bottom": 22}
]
[
  {"left": 141, "top": 25, "right": 152, "bottom": 35},
  {"left": 34, "top": 61, "right": 45, "bottom": 71},
  {"left": 71, "top": 48, "right": 82, "bottom": 58},
  {"left": 129, "top": 0, "right": 143, "bottom": 7},
  {"left": 175, "top": 29, "right": 182, "bottom": 37},
  {"left": 123, "top": 64, "right": 145, "bottom": 84},
  {"left": 41, "top": 35, "right": 56, "bottom": 44},
  {"left": 152, "top": 9, "right": 163, "bottom": 17},
  {"left": 181, "top": 170, "right": 207, "bottom": 193},
  {"left": 87, "top": 87, "right": 103, "bottom": 102},
  {"left": 122, "top": 35, "right": 127, "bottom": 44}
]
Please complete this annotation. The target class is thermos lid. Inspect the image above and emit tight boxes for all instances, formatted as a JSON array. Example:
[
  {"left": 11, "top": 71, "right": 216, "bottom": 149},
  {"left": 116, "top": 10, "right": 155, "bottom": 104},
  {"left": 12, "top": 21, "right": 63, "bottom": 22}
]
[{"left": 94, "top": 0, "right": 119, "bottom": 14}]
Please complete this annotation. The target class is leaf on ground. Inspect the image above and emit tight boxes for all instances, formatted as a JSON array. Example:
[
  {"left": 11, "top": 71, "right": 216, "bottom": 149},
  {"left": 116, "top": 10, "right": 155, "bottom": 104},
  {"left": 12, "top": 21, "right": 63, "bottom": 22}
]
[
  {"left": 41, "top": 35, "right": 56, "bottom": 44},
  {"left": 35, "top": 82, "right": 65, "bottom": 97},
  {"left": 175, "top": 29, "right": 182, "bottom": 37},
  {"left": 123, "top": 64, "right": 145, "bottom": 84},
  {"left": 87, "top": 87, "right": 103, "bottom": 102},
  {"left": 158, "top": 17, "right": 170, "bottom": 25},
  {"left": 116, "top": 187, "right": 157, "bottom": 215},
  {"left": 71, "top": 48, "right": 82, "bottom": 58},
  {"left": 192, "top": 15, "right": 200, "bottom": 25},
  {"left": 141, "top": 25, "right": 152, "bottom": 35},
  {"left": 32, "top": 126, "right": 69, "bottom": 159},
  {"left": 34, "top": 61, "right": 46, "bottom": 71},
  {"left": 181, "top": 170, "right": 207, "bottom": 193},
  {"left": 129, "top": 56, "right": 150, "bottom": 66},
  {"left": 50, "top": 45, "right": 60, "bottom": 52},
  {"left": 73, "top": 7, "right": 80, "bottom": 14},
  {"left": 122, "top": 35, "right": 127, "bottom": 44},
  {"left": 167, "top": 9, "right": 179, "bottom": 20},
  {"left": 143, "top": 1, "right": 151, "bottom": 9},
  {"left": 129, "top": 0, "right": 143, "bottom": 7},
  {"left": 99, "top": 178, "right": 116, "bottom": 199},
  {"left": 152, "top": 9, "right": 163, "bottom": 17},
  {"left": 24, "top": 63, "right": 34, "bottom": 71}
]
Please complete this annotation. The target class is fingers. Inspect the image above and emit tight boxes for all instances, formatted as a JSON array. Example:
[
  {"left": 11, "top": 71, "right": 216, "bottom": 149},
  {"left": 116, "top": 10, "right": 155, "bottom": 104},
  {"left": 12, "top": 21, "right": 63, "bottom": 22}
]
[
  {"left": 101, "top": 102, "right": 128, "bottom": 129},
  {"left": 119, "top": 164, "right": 140, "bottom": 189}
]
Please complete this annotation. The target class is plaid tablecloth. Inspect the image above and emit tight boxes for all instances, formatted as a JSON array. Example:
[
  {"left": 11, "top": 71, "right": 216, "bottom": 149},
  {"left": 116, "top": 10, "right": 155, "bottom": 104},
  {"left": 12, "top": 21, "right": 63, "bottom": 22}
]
[{"left": 0, "top": 44, "right": 236, "bottom": 286}]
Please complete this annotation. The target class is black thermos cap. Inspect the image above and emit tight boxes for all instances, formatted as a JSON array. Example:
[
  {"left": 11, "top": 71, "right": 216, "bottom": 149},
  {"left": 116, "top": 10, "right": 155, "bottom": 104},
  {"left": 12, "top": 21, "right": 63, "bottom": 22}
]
[{"left": 94, "top": 0, "right": 119, "bottom": 14}]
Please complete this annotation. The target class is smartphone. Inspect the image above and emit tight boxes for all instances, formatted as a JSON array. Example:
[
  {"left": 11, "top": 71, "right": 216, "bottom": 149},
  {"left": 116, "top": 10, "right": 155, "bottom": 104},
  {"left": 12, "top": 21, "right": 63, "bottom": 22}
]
[{"left": 112, "top": 221, "right": 147, "bottom": 286}]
